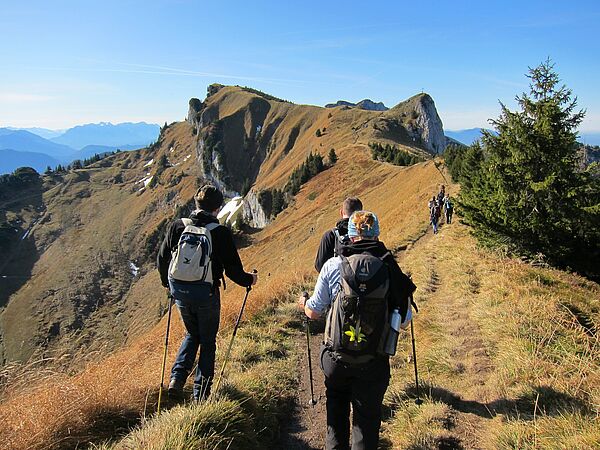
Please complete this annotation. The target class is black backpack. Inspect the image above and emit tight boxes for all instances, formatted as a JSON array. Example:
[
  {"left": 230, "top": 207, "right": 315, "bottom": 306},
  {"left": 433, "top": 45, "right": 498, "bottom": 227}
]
[
  {"left": 332, "top": 228, "right": 350, "bottom": 257},
  {"left": 324, "top": 252, "right": 390, "bottom": 364}
]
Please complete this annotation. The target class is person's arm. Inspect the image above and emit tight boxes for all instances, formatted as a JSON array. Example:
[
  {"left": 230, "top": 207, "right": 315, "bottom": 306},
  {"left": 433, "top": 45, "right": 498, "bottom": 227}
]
[
  {"left": 300, "top": 258, "right": 339, "bottom": 318},
  {"left": 314, "top": 230, "right": 334, "bottom": 273},
  {"left": 212, "top": 225, "right": 254, "bottom": 287},
  {"left": 157, "top": 221, "right": 180, "bottom": 287},
  {"left": 384, "top": 254, "right": 416, "bottom": 323}
]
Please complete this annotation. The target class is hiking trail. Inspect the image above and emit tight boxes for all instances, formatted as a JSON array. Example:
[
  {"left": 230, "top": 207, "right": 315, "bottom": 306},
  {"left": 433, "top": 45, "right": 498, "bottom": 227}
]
[{"left": 277, "top": 218, "right": 503, "bottom": 449}]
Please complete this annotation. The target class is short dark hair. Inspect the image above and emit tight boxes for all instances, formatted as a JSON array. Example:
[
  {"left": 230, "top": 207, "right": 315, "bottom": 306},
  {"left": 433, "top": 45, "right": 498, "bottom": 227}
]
[
  {"left": 342, "top": 197, "right": 363, "bottom": 217},
  {"left": 195, "top": 184, "right": 224, "bottom": 211}
]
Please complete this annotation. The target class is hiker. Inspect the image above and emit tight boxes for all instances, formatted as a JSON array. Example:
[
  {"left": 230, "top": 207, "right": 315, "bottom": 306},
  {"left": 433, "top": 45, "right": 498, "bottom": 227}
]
[
  {"left": 444, "top": 195, "right": 454, "bottom": 225},
  {"left": 427, "top": 195, "right": 436, "bottom": 211},
  {"left": 430, "top": 200, "right": 440, "bottom": 234},
  {"left": 299, "top": 211, "right": 416, "bottom": 450},
  {"left": 436, "top": 185, "right": 446, "bottom": 211},
  {"left": 314, "top": 197, "right": 363, "bottom": 272},
  {"left": 157, "top": 184, "right": 258, "bottom": 401}
]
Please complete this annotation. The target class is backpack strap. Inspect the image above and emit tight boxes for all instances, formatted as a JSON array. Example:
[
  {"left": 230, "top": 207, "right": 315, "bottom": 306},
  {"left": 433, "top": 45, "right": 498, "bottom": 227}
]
[{"left": 181, "top": 218, "right": 193, "bottom": 227}]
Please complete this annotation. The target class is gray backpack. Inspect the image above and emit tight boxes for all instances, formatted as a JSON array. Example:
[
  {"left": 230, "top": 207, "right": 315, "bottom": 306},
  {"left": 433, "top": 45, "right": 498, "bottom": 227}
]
[
  {"left": 324, "top": 252, "right": 390, "bottom": 364},
  {"left": 168, "top": 219, "right": 219, "bottom": 284}
]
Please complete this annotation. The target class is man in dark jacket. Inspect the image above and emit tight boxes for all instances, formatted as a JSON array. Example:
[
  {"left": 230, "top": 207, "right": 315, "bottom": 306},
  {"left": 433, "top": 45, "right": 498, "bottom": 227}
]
[
  {"left": 300, "top": 211, "right": 416, "bottom": 450},
  {"left": 314, "top": 197, "right": 363, "bottom": 272},
  {"left": 157, "top": 185, "right": 257, "bottom": 401}
]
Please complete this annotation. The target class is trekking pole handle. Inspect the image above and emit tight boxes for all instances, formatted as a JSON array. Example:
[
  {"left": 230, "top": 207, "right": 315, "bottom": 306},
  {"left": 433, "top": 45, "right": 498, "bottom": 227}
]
[{"left": 247, "top": 269, "right": 258, "bottom": 292}]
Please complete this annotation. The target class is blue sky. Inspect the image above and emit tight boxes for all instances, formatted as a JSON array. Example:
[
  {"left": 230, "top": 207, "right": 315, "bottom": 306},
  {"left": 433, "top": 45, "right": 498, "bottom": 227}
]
[{"left": 1, "top": 0, "right": 599, "bottom": 132}]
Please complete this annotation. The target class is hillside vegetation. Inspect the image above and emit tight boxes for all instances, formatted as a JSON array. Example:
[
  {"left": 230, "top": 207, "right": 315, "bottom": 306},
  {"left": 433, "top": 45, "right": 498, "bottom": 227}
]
[{"left": 0, "top": 82, "right": 598, "bottom": 449}]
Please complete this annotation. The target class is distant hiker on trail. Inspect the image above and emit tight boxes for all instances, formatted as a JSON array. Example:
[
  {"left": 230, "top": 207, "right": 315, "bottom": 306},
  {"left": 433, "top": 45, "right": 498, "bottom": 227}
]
[
  {"left": 427, "top": 195, "right": 436, "bottom": 211},
  {"left": 430, "top": 199, "right": 440, "bottom": 234},
  {"left": 157, "top": 184, "right": 258, "bottom": 402},
  {"left": 299, "top": 211, "right": 416, "bottom": 450},
  {"left": 437, "top": 185, "right": 446, "bottom": 210},
  {"left": 444, "top": 194, "right": 454, "bottom": 225},
  {"left": 314, "top": 197, "right": 363, "bottom": 272}
]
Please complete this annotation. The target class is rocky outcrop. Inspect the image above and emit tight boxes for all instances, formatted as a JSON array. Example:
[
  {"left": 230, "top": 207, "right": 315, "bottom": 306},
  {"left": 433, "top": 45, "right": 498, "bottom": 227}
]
[
  {"left": 242, "top": 190, "right": 270, "bottom": 228},
  {"left": 325, "top": 99, "right": 388, "bottom": 111},
  {"left": 410, "top": 94, "right": 446, "bottom": 154}
]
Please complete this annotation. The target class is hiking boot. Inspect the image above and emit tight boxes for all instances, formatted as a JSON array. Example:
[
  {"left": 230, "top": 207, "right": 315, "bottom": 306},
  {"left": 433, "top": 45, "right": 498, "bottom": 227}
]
[{"left": 168, "top": 378, "right": 185, "bottom": 397}]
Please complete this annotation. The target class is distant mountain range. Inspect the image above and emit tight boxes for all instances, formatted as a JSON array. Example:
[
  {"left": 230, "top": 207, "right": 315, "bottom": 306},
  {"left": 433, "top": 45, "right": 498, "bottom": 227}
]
[
  {"left": 51, "top": 122, "right": 160, "bottom": 150},
  {"left": 446, "top": 128, "right": 600, "bottom": 146},
  {"left": 0, "top": 122, "right": 160, "bottom": 174},
  {"left": 0, "top": 148, "right": 61, "bottom": 174}
]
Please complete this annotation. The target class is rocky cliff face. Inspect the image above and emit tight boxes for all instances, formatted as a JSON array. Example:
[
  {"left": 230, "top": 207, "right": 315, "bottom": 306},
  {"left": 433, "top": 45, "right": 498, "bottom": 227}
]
[
  {"left": 409, "top": 94, "right": 446, "bottom": 154},
  {"left": 242, "top": 190, "right": 270, "bottom": 228}
]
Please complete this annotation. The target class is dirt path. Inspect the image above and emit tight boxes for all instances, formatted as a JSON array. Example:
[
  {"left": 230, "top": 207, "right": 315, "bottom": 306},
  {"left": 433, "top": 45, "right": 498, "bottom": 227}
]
[
  {"left": 278, "top": 318, "right": 327, "bottom": 449},
  {"left": 397, "top": 222, "right": 499, "bottom": 450},
  {"left": 277, "top": 217, "right": 501, "bottom": 449}
]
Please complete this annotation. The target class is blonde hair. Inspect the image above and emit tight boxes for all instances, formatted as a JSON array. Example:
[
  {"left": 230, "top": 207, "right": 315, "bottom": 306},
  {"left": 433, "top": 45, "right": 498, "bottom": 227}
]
[{"left": 351, "top": 211, "right": 376, "bottom": 235}]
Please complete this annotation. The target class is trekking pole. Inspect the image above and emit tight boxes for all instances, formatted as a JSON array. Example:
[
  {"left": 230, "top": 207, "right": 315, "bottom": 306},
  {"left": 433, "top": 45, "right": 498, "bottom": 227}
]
[
  {"left": 302, "top": 291, "right": 317, "bottom": 406},
  {"left": 213, "top": 270, "right": 257, "bottom": 395},
  {"left": 157, "top": 292, "right": 174, "bottom": 414},
  {"left": 410, "top": 317, "right": 423, "bottom": 406}
]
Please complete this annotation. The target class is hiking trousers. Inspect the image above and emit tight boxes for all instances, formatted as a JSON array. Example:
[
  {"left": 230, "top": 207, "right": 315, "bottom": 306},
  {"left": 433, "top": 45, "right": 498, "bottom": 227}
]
[
  {"left": 170, "top": 285, "right": 220, "bottom": 399},
  {"left": 321, "top": 349, "right": 390, "bottom": 450}
]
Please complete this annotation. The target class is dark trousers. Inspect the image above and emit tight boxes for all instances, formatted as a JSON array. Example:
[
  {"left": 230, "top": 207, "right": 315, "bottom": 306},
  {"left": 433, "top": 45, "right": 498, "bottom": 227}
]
[
  {"left": 321, "top": 349, "right": 390, "bottom": 450},
  {"left": 170, "top": 283, "right": 220, "bottom": 399}
]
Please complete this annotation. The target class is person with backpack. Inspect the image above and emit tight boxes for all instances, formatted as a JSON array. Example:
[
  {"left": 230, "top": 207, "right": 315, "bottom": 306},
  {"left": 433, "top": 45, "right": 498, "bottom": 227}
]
[
  {"left": 443, "top": 194, "right": 454, "bottom": 225},
  {"left": 430, "top": 200, "right": 440, "bottom": 234},
  {"left": 315, "top": 197, "right": 363, "bottom": 272},
  {"left": 299, "top": 211, "right": 416, "bottom": 450},
  {"left": 157, "top": 184, "right": 257, "bottom": 401},
  {"left": 437, "top": 185, "right": 446, "bottom": 211}
]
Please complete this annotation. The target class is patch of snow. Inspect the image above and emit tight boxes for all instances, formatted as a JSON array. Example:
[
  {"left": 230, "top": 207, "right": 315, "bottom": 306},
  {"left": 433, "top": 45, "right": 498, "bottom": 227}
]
[
  {"left": 143, "top": 159, "right": 154, "bottom": 167},
  {"left": 137, "top": 174, "right": 154, "bottom": 191},
  {"left": 129, "top": 261, "right": 140, "bottom": 277},
  {"left": 183, "top": 154, "right": 191, "bottom": 162},
  {"left": 169, "top": 146, "right": 175, "bottom": 153},
  {"left": 217, "top": 196, "right": 244, "bottom": 227}
]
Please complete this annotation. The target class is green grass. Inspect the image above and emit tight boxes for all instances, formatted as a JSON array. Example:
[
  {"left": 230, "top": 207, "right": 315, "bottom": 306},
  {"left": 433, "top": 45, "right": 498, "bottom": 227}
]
[{"left": 95, "top": 301, "right": 301, "bottom": 450}]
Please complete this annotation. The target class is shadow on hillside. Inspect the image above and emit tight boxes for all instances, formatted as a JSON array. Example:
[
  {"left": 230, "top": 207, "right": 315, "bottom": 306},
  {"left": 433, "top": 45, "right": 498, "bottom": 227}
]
[
  {"left": 403, "top": 383, "right": 592, "bottom": 420},
  {"left": 0, "top": 178, "right": 45, "bottom": 308},
  {"left": 234, "top": 225, "right": 261, "bottom": 250},
  {"left": 52, "top": 406, "right": 140, "bottom": 450},
  {"left": 0, "top": 237, "right": 39, "bottom": 309}
]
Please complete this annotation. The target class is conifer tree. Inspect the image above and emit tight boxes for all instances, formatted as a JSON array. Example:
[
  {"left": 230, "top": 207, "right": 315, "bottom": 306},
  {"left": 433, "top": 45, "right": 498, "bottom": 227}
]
[
  {"left": 458, "top": 59, "right": 599, "bottom": 275},
  {"left": 328, "top": 148, "right": 338, "bottom": 165}
]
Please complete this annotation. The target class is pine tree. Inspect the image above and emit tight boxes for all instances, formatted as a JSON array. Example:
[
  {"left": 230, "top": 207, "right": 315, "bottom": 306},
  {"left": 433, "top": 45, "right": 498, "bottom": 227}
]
[
  {"left": 328, "top": 148, "right": 338, "bottom": 165},
  {"left": 458, "top": 59, "right": 599, "bottom": 275}
]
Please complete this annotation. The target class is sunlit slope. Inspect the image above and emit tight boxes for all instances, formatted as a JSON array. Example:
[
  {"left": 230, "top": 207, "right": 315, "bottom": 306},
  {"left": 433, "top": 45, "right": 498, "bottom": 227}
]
[
  {"left": 0, "top": 148, "right": 444, "bottom": 450},
  {"left": 0, "top": 122, "right": 200, "bottom": 364}
]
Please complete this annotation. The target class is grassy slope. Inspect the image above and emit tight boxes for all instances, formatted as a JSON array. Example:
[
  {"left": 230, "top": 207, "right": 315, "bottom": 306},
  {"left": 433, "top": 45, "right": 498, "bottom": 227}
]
[
  {"left": 383, "top": 222, "right": 599, "bottom": 449},
  {"left": 0, "top": 122, "right": 200, "bottom": 366},
  {"left": 0, "top": 85, "right": 434, "bottom": 368},
  {"left": 0, "top": 125, "right": 444, "bottom": 449}
]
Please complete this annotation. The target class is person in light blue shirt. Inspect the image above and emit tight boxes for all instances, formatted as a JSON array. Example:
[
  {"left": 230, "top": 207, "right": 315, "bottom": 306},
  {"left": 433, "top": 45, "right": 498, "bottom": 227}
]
[{"left": 299, "top": 211, "right": 416, "bottom": 450}]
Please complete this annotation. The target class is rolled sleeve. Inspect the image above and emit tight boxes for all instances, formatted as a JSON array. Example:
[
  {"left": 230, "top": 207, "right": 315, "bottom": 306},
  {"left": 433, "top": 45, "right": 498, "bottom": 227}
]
[{"left": 306, "top": 257, "right": 342, "bottom": 314}]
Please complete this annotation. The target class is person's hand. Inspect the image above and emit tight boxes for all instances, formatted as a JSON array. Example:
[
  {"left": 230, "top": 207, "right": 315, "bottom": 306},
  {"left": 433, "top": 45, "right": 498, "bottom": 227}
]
[
  {"left": 298, "top": 294, "right": 307, "bottom": 311},
  {"left": 251, "top": 272, "right": 258, "bottom": 286}
]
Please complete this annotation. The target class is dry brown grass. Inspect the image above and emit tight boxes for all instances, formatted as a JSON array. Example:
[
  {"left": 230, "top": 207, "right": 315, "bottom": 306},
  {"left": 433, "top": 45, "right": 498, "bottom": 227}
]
[
  {"left": 0, "top": 145, "right": 441, "bottom": 449},
  {"left": 382, "top": 220, "right": 599, "bottom": 449}
]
